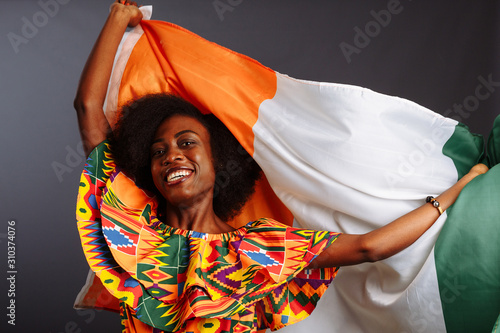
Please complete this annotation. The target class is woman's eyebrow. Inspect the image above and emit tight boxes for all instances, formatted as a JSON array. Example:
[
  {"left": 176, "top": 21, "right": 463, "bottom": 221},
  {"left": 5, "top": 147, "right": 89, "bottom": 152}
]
[
  {"left": 151, "top": 138, "right": 163, "bottom": 145},
  {"left": 151, "top": 130, "right": 199, "bottom": 145},
  {"left": 174, "top": 129, "right": 198, "bottom": 138}
]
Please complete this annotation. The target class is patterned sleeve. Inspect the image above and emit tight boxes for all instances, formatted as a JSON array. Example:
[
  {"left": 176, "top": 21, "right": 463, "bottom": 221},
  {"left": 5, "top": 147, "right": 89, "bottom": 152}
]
[
  {"left": 76, "top": 141, "right": 157, "bottom": 318},
  {"left": 76, "top": 141, "right": 120, "bottom": 273},
  {"left": 236, "top": 218, "right": 340, "bottom": 330},
  {"left": 77, "top": 142, "right": 200, "bottom": 332}
]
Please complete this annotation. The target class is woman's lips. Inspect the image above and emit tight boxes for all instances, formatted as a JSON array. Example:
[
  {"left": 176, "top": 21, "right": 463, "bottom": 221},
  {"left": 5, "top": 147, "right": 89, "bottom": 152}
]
[{"left": 164, "top": 167, "right": 193, "bottom": 185}]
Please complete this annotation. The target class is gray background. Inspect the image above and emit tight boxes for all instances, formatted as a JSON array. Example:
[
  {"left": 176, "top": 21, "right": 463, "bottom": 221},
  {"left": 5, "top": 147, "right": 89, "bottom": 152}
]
[{"left": 1, "top": 0, "right": 499, "bottom": 332}]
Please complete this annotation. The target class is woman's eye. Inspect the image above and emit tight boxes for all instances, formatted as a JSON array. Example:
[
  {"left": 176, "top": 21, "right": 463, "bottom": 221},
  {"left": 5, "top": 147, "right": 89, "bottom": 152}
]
[
  {"left": 181, "top": 141, "right": 195, "bottom": 147},
  {"left": 152, "top": 149, "right": 164, "bottom": 157}
]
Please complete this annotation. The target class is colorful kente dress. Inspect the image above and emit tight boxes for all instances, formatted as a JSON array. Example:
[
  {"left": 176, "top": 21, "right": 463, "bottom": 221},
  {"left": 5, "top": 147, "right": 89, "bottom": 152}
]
[{"left": 76, "top": 141, "right": 341, "bottom": 333}]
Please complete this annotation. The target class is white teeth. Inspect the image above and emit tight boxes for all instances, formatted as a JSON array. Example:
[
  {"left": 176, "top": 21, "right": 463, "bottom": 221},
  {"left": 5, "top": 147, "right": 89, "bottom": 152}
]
[{"left": 167, "top": 169, "right": 192, "bottom": 182}]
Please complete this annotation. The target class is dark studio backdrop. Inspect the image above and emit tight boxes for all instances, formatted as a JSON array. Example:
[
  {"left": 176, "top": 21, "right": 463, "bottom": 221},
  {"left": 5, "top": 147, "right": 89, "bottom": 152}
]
[{"left": 0, "top": 0, "right": 499, "bottom": 332}]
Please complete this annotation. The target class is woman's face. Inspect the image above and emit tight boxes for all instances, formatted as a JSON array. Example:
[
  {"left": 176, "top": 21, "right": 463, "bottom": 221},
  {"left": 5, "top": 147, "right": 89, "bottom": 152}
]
[{"left": 150, "top": 115, "right": 216, "bottom": 208}]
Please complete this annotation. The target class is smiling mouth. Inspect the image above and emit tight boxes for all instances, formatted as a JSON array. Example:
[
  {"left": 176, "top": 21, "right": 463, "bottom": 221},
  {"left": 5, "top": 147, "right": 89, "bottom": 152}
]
[{"left": 165, "top": 168, "right": 193, "bottom": 184}]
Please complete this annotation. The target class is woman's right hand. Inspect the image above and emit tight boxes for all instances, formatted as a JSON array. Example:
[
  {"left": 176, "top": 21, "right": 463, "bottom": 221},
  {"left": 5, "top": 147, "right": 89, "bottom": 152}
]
[{"left": 110, "top": 0, "right": 143, "bottom": 27}]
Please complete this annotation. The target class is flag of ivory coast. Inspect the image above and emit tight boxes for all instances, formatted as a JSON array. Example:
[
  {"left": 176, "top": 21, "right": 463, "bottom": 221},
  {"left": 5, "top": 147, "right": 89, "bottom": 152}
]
[{"left": 79, "top": 7, "right": 500, "bottom": 333}]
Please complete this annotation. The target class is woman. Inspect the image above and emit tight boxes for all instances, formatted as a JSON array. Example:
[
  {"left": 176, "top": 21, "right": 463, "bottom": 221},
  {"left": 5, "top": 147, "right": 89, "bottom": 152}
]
[{"left": 74, "top": 1, "right": 488, "bottom": 332}]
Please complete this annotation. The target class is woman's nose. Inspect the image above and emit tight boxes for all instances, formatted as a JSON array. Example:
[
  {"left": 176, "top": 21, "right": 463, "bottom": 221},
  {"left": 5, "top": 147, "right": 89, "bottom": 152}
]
[{"left": 163, "top": 148, "right": 184, "bottom": 165}]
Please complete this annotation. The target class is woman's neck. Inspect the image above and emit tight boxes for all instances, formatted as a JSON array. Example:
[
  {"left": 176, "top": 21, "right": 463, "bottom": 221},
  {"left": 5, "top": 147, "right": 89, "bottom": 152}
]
[{"left": 164, "top": 200, "right": 235, "bottom": 234}]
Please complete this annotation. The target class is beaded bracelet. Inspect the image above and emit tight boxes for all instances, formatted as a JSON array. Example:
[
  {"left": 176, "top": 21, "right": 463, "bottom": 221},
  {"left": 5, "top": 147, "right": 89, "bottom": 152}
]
[{"left": 426, "top": 196, "right": 443, "bottom": 215}]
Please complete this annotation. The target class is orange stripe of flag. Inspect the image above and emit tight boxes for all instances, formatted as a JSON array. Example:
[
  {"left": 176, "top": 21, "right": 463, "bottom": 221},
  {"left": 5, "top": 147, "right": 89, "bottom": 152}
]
[{"left": 118, "top": 20, "right": 292, "bottom": 227}]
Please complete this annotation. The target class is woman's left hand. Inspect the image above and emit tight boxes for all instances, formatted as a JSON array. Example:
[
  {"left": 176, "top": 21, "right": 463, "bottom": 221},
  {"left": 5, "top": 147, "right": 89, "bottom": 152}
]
[{"left": 467, "top": 163, "right": 489, "bottom": 178}]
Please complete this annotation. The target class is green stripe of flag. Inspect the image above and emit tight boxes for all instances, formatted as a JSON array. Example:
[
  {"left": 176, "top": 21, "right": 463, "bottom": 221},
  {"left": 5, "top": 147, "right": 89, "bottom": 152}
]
[
  {"left": 442, "top": 122, "right": 484, "bottom": 179},
  {"left": 436, "top": 118, "right": 500, "bottom": 332}
]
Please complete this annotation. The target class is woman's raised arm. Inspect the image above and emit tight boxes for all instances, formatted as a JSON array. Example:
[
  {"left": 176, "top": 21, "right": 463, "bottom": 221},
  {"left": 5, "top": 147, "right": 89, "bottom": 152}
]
[
  {"left": 310, "top": 163, "right": 489, "bottom": 268},
  {"left": 74, "top": 0, "right": 142, "bottom": 156}
]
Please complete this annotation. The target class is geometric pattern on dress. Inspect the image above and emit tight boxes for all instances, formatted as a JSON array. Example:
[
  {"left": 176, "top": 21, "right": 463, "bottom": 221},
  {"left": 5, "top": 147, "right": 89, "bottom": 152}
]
[
  {"left": 77, "top": 219, "right": 117, "bottom": 270},
  {"left": 102, "top": 223, "right": 138, "bottom": 256},
  {"left": 77, "top": 141, "right": 143, "bottom": 309},
  {"left": 125, "top": 218, "right": 339, "bottom": 332},
  {"left": 76, "top": 142, "right": 118, "bottom": 272}
]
